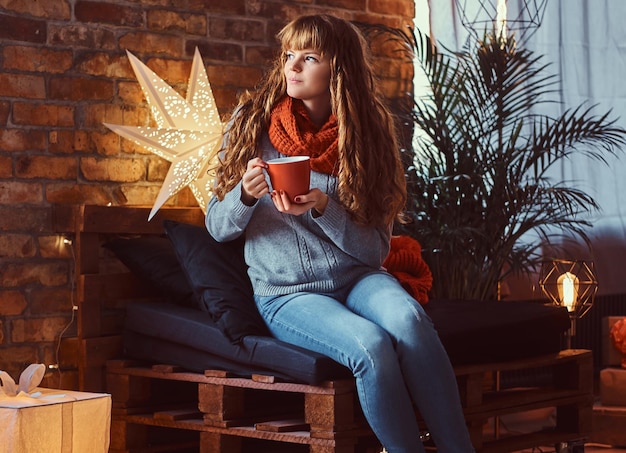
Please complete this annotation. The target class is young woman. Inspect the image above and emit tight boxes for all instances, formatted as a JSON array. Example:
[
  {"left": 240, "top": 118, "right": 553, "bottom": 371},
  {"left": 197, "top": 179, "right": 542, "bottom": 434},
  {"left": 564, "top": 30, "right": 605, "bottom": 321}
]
[{"left": 206, "top": 14, "right": 474, "bottom": 453}]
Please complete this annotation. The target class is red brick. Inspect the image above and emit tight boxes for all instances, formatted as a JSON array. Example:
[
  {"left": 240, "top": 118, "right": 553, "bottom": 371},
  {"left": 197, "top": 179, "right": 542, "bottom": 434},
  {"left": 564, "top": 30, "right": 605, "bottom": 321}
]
[
  {"left": 1, "top": 261, "right": 68, "bottom": 287},
  {"left": 90, "top": 131, "right": 127, "bottom": 156},
  {"left": 208, "top": 64, "right": 261, "bottom": 90},
  {"left": 118, "top": 81, "right": 145, "bottom": 104},
  {"left": 75, "top": 1, "right": 143, "bottom": 27},
  {"left": 140, "top": 57, "right": 192, "bottom": 86},
  {"left": 45, "top": 182, "right": 115, "bottom": 205},
  {"left": 119, "top": 184, "right": 160, "bottom": 206},
  {"left": 12, "top": 103, "right": 74, "bottom": 127},
  {"left": 317, "top": 0, "right": 365, "bottom": 9},
  {"left": 0, "top": 0, "right": 70, "bottom": 20},
  {"left": 85, "top": 104, "right": 128, "bottom": 129},
  {"left": 49, "top": 77, "right": 115, "bottom": 101},
  {"left": 0, "top": 346, "right": 39, "bottom": 376},
  {"left": 40, "top": 367, "right": 79, "bottom": 390},
  {"left": 0, "top": 234, "right": 36, "bottom": 258},
  {"left": 80, "top": 156, "right": 146, "bottom": 182},
  {"left": 0, "top": 101, "right": 10, "bottom": 125},
  {"left": 49, "top": 23, "right": 117, "bottom": 50},
  {"left": 0, "top": 290, "right": 27, "bottom": 316},
  {"left": 74, "top": 51, "right": 133, "bottom": 78},
  {"left": 147, "top": 155, "right": 169, "bottom": 181},
  {"left": 11, "top": 316, "right": 72, "bottom": 343},
  {"left": 209, "top": 17, "right": 265, "bottom": 42},
  {"left": 186, "top": 41, "right": 243, "bottom": 64},
  {"left": 253, "top": 2, "right": 303, "bottom": 21},
  {"left": 125, "top": 0, "right": 178, "bottom": 6},
  {"left": 0, "top": 13, "right": 46, "bottom": 43},
  {"left": 0, "top": 206, "right": 50, "bottom": 232},
  {"left": 214, "top": 88, "right": 239, "bottom": 114},
  {"left": 30, "top": 287, "right": 74, "bottom": 313},
  {"left": 49, "top": 130, "right": 79, "bottom": 154},
  {"left": 0, "top": 73, "right": 45, "bottom": 99},
  {"left": 0, "top": 157, "right": 11, "bottom": 177},
  {"left": 85, "top": 103, "right": 150, "bottom": 128},
  {"left": 118, "top": 32, "right": 183, "bottom": 56},
  {"left": 0, "top": 128, "right": 47, "bottom": 152},
  {"left": 3, "top": 46, "right": 73, "bottom": 74},
  {"left": 188, "top": 0, "right": 246, "bottom": 15},
  {"left": 173, "top": 186, "right": 198, "bottom": 208},
  {"left": 245, "top": 46, "right": 280, "bottom": 66},
  {"left": 369, "top": 0, "right": 414, "bottom": 16},
  {"left": 0, "top": 181, "right": 43, "bottom": 204},
  {"left": 147, "top": 10, "right": 206, "bottom": 35},
  {"left": 15, "top": 155, "right": 78, "bottom": 179}
]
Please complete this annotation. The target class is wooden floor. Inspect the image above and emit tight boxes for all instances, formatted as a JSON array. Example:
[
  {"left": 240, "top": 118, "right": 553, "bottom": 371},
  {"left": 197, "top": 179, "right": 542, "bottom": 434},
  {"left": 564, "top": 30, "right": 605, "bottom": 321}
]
[
  {"left": 494, "top": 406, "right": 626, "bottom": 452},
  {"left": 585, "top": 447, "right": 626, "bottom": 452},
  {"left": 506, "top": 443, "right": 621, "bottom": 451}
]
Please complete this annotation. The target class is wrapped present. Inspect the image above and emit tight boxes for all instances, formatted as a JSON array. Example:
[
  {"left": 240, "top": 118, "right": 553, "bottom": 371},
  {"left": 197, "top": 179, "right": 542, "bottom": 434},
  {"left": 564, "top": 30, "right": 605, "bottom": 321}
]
[
  {"left": 0, "top": 365, "right": 111, "bottom": 453},
  {"left": 600, "top": 367, "right": 626, "bottom": 406},
  {"left": 602, "top": 316, "right": 626, "bottom": 367}
]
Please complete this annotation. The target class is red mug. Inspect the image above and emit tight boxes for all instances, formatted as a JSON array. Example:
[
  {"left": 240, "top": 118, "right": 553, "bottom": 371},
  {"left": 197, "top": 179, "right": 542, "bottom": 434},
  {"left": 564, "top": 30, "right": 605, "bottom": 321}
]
[{"left": 266, "top": 156, "right": 311, "bottom": 201}]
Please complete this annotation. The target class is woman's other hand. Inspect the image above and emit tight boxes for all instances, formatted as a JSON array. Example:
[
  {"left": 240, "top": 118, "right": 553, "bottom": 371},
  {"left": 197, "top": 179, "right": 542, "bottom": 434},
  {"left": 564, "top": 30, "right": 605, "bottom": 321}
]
[
  {"left": 271, "top": 188, "right": 328, "bottom": 216},
  {"left": 241, "top": 158, "right": 269, "bottom": 206}
]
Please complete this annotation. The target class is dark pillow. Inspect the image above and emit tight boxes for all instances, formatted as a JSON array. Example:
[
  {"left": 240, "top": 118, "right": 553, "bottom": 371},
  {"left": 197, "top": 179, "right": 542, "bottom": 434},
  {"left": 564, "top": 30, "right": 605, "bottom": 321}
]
[
  {"left": 104, "top": 236, "right": 197, "bottom": 308},
  {"left": 163, "top": 220, "right": 269, "bottom": 344}
]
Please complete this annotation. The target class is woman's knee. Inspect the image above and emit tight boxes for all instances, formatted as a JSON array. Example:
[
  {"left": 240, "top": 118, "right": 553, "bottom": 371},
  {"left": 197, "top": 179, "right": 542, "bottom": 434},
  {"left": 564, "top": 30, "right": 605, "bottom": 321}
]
[{"left": 348, "top": 325, "right": 397, "bottom": 375}]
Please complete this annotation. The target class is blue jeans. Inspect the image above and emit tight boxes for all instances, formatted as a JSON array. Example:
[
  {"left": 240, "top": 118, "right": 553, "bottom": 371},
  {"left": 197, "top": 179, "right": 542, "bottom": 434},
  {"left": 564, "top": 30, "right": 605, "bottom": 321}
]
[{"left": 254, "top": 271, "right": 474, "bottom": 453}]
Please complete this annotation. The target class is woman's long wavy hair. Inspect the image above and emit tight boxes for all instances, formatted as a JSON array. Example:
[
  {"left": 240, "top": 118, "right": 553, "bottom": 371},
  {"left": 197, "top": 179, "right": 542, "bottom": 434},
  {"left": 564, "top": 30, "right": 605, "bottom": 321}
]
[{"left": 214, "top": 14, "right": 406, "bottom": 227}]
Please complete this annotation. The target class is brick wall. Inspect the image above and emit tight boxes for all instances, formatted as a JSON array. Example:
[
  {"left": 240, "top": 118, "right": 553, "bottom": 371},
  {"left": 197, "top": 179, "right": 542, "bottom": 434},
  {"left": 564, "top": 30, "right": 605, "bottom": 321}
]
[{"left": 0, "top": 1, "right": 414, "bottom": 384}]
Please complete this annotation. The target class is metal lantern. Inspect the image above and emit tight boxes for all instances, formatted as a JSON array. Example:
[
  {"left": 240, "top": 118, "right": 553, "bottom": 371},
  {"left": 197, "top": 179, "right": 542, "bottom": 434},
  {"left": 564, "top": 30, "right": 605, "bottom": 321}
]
[
  {"left": 455, "top": 0, "right": 548, "bottom": 44},
  {"left": 538, "top": 259, "right": 598, "bottom": 347}
]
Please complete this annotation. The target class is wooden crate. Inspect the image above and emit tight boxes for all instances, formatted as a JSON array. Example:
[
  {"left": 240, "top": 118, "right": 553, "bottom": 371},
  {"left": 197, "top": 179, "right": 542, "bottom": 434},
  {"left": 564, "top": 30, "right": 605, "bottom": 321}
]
[
  {"left": 106, "top": 349, "right": 593, "bottom": 453},
  {"left": 591, "top": 403, "right": 626, "bottom": 447}
]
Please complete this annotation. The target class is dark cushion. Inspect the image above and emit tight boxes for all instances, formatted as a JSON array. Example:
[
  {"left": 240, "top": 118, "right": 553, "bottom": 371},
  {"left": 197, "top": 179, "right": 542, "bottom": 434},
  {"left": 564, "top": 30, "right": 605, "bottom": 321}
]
[
  {"left": 104, "top": 236, "right": 197, "bottom": 308},
  {"left": 123, "top": 298, "right": 570, "bottom": 385},
  {"left": 426, "top": 299, "right": 570, "bottom": 365},
  {"left": 163, "top": 220, "right": 270, "bottom": 344},
  {"left": 124, "top": 301, "right": 351, "bottom": 384}
]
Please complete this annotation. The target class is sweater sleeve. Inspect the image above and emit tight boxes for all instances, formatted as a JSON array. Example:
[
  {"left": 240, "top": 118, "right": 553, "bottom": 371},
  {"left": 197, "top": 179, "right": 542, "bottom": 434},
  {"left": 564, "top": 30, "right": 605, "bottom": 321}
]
[
  {"left": 311, "top": 196, "right": 391, "bottom": 268},
  {"left": 205, "top": 182, "right": 255, "bottom": 242}
]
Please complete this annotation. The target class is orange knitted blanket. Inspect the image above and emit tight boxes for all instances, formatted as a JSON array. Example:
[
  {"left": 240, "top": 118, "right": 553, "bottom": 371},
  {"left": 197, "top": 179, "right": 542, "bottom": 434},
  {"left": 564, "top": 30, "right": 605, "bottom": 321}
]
[{"left": 383, "top": 235, "right": 433, "bottom": 305}]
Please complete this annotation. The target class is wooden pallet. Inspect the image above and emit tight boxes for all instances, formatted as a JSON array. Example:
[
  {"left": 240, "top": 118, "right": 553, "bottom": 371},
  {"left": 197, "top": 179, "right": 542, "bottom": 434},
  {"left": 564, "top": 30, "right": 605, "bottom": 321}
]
[
  {"left": 106, "top": 349, "right": 593, "bottom": 453},
  {"left": 51, "top": 205, "right": 594, "bottom": 451}
]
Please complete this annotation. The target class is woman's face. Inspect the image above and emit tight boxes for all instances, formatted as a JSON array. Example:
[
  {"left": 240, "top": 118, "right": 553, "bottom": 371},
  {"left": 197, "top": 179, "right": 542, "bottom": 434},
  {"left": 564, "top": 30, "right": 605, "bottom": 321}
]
[{"left": 283, "top": 48, "right": 331, "bottom": 108}]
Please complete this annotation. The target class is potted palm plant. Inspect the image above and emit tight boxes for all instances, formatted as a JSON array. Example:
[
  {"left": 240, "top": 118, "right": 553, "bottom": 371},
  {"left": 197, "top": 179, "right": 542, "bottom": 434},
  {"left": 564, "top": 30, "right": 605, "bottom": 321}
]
[{"left": 361, "top": 25, "right": 626, "bottom": 301}]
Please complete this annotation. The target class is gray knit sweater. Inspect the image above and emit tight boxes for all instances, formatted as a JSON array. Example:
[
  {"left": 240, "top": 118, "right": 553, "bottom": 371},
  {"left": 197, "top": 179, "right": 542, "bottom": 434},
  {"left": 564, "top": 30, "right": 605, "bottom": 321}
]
[{"left": 205, "top": 134, "right": 392, "bottom": 297}]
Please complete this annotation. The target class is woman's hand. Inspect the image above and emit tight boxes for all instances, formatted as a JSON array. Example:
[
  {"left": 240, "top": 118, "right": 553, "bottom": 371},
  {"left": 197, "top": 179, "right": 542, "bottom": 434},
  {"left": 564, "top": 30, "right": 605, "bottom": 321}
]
[
  {"left": 241, "top": 158, "right": 269, "bottom": 206},
  {"left": 271, "top": 188, "right": 328, "bottom": 216}
]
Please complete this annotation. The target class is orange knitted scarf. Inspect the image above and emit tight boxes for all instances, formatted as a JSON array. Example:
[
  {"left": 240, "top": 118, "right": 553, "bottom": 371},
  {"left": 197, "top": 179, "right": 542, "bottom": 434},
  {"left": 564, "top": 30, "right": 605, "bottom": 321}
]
[{"left": 268, "top": 96, "right": 339, "bottom": 175}]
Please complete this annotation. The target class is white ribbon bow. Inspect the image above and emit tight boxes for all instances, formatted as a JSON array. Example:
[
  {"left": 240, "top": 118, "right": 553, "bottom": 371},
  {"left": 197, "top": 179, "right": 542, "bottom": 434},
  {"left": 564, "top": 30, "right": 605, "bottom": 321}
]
[{"left": 0, "top": 364, "right": 46, "bottom": 397}]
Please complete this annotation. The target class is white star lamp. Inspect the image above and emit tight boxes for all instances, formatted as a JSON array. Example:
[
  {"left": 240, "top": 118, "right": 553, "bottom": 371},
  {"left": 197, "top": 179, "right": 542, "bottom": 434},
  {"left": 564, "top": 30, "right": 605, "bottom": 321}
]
[{"left": 104, "top": 48, "right": 223, "bottom": 220}]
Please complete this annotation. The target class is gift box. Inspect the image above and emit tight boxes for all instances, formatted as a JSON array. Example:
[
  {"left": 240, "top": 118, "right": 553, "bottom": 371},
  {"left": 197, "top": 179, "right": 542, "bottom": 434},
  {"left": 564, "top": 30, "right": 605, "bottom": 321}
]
[
  {"left": 602, "top": 316, "right": 626, "bottom": 367},
  {"left": 0, "top": 387, "right": 111, "bottom": 453},
  {"left": 600, "top": 367, "right": 626, "bottom": 406}
]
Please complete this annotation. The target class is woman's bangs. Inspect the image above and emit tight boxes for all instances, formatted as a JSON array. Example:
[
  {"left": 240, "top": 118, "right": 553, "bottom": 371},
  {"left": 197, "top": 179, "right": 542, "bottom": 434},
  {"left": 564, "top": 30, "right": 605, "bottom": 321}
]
[{"left": 281, "top": 19, "right": 334, "bottom": 54}]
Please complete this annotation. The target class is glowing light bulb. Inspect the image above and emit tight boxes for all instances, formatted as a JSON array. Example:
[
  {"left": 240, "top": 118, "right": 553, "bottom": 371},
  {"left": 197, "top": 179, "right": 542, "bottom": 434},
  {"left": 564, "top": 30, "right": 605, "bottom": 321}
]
[
  {"left": 496, "top": 0, "right": 507, "bottom": 41},
  {"left": 558, "top": 272, "right": 579, "bottom": 312}
]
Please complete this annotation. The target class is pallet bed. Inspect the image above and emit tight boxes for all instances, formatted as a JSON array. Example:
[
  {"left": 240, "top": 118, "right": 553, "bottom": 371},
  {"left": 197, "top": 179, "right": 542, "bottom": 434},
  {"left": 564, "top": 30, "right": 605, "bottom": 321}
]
[{"left": 52, "top": 204, "right": 594, "bottom": 453}]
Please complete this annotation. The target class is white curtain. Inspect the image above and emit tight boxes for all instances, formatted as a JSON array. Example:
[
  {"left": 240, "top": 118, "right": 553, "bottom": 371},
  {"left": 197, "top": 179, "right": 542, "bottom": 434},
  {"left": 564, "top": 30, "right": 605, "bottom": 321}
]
[{"left": 428, "top": 0, "right": 626, "bottom": 295}]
